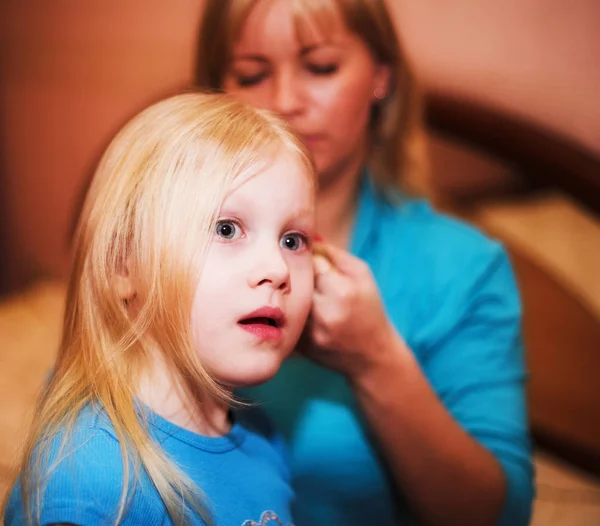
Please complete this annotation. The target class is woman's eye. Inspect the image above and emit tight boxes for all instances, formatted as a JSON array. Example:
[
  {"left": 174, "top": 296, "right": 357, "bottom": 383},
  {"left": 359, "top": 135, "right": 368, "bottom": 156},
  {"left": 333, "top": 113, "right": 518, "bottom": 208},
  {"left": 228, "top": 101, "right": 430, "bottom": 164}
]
[
  {"left": 307, "top": 63, "right": 338, "bottom": 76},
  {"left": 215, "top": 220, "right": 241, "bottom": 240},
  {"left": 280, "top": 233, "right": 307, "bottom": 252},
  {"left": 236, "top": 73, "right": 267, "bottom": 87}
]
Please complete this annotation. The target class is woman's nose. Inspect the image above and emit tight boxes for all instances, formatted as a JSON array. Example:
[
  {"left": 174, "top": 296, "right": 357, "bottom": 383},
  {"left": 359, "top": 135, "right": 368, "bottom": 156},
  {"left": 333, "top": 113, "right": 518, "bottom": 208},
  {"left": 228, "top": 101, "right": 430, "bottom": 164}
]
[
  {"left": 272, "top": 69, "right": 304, "bottom": 118},
  {"left": 248, "top": 242, "right": 291, "bottom": 293}
]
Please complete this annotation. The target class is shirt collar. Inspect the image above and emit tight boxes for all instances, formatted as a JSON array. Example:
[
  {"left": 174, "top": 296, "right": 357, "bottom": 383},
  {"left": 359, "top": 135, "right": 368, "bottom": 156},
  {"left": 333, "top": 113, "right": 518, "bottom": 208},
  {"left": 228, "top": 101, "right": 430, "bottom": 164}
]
[{"left": 349, "top": 170, "right": 380, "bottom": 258}]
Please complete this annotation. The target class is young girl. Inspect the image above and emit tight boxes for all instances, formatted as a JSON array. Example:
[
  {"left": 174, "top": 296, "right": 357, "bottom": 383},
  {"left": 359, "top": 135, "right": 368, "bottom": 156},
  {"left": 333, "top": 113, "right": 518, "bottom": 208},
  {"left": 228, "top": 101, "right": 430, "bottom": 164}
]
[{"left": 3, "top": 92, "right": 316, "bottom": 525}]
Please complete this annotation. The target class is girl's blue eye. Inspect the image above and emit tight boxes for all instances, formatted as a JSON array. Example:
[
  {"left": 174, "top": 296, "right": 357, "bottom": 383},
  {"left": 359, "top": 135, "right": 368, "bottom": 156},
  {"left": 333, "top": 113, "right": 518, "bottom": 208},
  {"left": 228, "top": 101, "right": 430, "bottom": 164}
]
[
  {"left": 280, "top": 233, "right": 306, "bottom": 251},
  {"left": 216, "top": 220, "right": 240, "bottom": 240}
]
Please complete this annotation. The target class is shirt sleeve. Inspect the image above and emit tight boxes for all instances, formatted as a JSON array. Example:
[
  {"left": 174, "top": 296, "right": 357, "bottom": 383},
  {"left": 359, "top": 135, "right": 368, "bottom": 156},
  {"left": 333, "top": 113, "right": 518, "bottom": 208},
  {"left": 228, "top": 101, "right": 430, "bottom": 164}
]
[
  {"left": 5, "top": 426, "right": 127, "bottom": 526},
  {"left": 421, "top": 246, "right": 535, "bottom": 526}
]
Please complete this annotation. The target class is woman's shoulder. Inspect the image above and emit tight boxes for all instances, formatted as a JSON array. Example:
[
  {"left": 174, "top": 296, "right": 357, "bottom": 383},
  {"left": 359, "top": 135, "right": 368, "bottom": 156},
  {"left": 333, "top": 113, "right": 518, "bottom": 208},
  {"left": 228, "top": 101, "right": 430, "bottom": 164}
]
[
  {"left": 360, "top": 179, "right": 501, "bottom": 261},
  {"left": 398, "top": 199, "right": 499, "bottom": 249},
  {"left": 374, "top": 199, "right": 522, "bottom": 362},
  {"left": 376, "top": 198, "right": 508, "bottom": 280}
]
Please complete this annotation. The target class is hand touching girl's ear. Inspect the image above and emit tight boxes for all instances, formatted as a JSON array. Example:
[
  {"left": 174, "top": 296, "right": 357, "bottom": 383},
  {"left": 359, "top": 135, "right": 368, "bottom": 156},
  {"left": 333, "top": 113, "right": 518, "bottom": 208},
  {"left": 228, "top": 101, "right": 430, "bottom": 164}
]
[{"left": 305, "top": 243, "right": 405, "bottom": 380}]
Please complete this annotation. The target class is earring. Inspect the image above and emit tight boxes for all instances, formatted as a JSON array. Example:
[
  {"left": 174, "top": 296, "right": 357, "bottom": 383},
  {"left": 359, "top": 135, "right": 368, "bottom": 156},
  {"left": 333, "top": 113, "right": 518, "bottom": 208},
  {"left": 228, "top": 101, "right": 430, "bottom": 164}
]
[{"left": 373, "top": 87, "right": 386, "bottom": 101}]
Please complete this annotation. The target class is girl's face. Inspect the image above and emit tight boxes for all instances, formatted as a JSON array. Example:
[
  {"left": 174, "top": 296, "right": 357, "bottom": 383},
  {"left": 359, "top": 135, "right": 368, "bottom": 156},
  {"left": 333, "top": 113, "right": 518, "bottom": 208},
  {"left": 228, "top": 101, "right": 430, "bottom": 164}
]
[
  {"left": 191, "top": 151, "right": 315, "bottom": 387},
  {"left": 223, "top": 0, "right": 390, "bottom": 186}
]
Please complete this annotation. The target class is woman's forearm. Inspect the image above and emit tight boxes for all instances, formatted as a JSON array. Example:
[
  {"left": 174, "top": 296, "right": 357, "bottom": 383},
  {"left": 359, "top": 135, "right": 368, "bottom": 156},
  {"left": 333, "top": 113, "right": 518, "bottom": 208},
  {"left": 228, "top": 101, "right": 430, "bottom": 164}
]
[{"left": 350, "top": 330, "right": 506, "bottom": 526}]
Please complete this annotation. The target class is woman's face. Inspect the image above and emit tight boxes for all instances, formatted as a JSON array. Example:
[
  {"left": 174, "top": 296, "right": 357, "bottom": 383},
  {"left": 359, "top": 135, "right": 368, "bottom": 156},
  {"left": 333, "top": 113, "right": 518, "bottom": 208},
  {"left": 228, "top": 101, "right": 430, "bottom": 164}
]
[{"left": 223, "top": 0, "right": 390, "bottom": 186}]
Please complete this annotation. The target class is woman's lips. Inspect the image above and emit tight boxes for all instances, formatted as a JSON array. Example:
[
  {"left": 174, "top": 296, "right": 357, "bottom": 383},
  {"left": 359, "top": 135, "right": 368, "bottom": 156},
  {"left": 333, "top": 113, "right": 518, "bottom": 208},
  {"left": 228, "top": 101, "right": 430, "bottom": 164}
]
[{"left": 299, "top": 134, "right": 324, "bottom": 148}]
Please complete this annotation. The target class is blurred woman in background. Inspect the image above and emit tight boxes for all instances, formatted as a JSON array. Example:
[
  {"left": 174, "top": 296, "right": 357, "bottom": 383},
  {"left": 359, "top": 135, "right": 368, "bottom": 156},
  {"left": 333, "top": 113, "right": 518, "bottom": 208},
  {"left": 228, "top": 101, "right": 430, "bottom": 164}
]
[{"left": 196, "top": 1, "right": 534, "bottom": 524}]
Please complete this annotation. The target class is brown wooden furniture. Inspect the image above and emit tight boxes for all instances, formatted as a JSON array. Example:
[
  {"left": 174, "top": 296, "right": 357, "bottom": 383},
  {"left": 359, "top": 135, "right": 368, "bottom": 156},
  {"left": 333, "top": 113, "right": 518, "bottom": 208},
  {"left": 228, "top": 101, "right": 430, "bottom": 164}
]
[{"left": 426, "top": 91, "right": 600, "bottom": 215}]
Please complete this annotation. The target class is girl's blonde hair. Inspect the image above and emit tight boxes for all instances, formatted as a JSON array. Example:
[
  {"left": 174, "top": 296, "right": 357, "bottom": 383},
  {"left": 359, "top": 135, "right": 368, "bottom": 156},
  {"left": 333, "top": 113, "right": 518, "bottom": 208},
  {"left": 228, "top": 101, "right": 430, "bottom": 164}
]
[
  {"left": 7, "top": 92, "right": 314, "bottom": 525},
  {"left": 196, "top": 0, "right": 426, "bottom": 195}
]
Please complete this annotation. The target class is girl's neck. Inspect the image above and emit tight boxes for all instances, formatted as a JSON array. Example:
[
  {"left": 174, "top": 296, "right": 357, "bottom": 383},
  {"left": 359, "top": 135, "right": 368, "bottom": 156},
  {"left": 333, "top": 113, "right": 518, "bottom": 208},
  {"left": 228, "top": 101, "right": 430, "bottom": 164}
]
[
  {"left": 316, "top": 164, "right": 363, "bottom": 250},
  {"left": 138, "top": 360, "right": 232, "bottom": 438}
]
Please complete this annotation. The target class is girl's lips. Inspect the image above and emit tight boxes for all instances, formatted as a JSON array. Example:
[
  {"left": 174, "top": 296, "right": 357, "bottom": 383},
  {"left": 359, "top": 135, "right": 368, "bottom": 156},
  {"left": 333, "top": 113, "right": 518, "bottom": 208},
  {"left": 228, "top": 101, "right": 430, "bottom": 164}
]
[
  {"left": 238, "top": 322, "right": 283, "bottom": 340},
  {"left": 238, "top": 306, "right": 286, "bottom": 340}
]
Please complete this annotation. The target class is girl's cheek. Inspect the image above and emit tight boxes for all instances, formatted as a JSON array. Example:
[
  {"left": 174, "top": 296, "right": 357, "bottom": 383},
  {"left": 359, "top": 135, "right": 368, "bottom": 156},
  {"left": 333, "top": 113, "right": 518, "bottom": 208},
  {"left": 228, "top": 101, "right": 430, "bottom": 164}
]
[{"left": 287, "top": 251, "right": 314, "bottom": 269}]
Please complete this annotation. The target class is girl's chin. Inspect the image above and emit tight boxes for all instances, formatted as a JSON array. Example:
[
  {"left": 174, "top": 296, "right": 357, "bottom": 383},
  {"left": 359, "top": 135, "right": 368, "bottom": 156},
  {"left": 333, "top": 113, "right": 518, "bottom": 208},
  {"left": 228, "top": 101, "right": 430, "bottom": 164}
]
[{"left": 217, "top": 360, "right": 285, "bottom": 389}]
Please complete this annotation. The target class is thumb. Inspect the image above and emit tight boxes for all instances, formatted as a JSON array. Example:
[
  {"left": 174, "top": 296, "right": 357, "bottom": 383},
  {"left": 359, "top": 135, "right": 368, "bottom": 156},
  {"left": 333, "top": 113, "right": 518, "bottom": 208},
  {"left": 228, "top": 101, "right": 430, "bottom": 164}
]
[
  {"left": 316, "top": 242, "right": 364, "bottom": 277},
  {"left": 313, "top": 252, "right": 333, "bottom": 275}
]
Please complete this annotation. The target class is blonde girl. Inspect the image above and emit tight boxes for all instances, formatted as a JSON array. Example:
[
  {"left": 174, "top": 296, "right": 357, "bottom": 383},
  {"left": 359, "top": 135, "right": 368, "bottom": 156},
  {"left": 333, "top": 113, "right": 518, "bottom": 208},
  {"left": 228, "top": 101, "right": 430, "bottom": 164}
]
[{"left": 4, "top": 92, "right": 316, "bottom": 525}]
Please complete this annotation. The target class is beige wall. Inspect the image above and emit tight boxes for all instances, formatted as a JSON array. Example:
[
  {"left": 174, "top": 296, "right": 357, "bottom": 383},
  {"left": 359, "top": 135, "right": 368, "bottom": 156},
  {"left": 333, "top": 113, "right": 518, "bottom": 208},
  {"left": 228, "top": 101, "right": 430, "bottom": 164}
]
[
  {"left": 0, "top": 0, "right": 203, "bottom": 290},
  {"left": 393, "top": 0, "right": 600, "bottom": 154},
  {"left": 1, "top": 0, "right": 599, "bottom": 291}
]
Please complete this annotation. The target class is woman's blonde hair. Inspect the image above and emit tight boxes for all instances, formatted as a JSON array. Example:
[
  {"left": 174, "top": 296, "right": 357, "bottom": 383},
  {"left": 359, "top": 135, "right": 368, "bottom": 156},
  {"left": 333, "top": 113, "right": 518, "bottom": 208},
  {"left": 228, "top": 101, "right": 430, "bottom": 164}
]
[
  {"left": 7, "top": 92, "right": 314, "bottom": 525},
  {"left": 196, "top": 0, "right": 426, "bottom": 195}
]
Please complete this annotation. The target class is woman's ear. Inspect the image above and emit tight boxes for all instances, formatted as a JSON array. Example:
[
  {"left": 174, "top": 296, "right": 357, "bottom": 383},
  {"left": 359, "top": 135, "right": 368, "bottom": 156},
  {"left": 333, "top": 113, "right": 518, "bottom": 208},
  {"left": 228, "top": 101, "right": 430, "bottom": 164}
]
[{"left": 373, "top": 63, "right": 392, "bottom": 102}]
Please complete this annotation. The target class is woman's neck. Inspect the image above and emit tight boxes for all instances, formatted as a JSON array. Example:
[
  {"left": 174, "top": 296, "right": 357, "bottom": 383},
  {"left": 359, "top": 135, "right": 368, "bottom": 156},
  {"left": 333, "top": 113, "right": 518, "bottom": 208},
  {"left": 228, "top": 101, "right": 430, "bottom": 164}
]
[
  {"left": 138, "top": 357, "right": 232, "bottom": 437},
  {"left": 316, "top": 164, "right": 362, "bottom": 250}
]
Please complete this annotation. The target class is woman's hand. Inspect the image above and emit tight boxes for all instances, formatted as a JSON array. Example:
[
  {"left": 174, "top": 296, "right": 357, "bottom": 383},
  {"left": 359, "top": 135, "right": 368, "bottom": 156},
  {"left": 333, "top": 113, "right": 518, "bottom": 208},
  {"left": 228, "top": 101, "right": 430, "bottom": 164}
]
[
  {"left": 298, "top": 244, "right": 512, "bottom": 526},
  {"left": 302, "top": 243, "right": 407, "bottom": 380}
]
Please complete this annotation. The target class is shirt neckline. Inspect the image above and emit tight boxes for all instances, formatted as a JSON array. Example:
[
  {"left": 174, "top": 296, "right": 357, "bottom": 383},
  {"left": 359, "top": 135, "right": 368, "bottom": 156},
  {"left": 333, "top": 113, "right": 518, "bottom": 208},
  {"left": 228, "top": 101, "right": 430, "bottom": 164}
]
[
  {"left": 142, "top": 406, "right": 247, "bottom": 453},
  {"left": 349, "top": 171, "right": 379, "bottom": 258}
]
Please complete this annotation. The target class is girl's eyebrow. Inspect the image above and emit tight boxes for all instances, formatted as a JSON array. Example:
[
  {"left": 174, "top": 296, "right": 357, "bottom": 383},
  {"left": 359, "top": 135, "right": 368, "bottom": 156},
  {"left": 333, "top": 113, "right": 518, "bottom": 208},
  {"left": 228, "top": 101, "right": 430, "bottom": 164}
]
[
  {"left": 293, "top": 207, "right": 315, "bottom": 219},
  {"left": 289, "top": 209, "right": 316, "bottom": 228},
  {"left": 218, "top": 206, "right": 314, "bottom": 221}
]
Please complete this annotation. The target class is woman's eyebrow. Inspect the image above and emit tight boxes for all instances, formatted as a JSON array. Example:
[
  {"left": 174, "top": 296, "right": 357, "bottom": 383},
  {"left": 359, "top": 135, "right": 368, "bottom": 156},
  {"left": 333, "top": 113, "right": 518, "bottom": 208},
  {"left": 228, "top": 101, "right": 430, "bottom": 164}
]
[
  {"left": 300, "top": 45, "right": 320, "bottom": 56},
  {"left": 233, "top": 54, "right": 269, "bottom": 63},
  {"left": 300, "top": 41, "right": 339, "bottom": 56}
]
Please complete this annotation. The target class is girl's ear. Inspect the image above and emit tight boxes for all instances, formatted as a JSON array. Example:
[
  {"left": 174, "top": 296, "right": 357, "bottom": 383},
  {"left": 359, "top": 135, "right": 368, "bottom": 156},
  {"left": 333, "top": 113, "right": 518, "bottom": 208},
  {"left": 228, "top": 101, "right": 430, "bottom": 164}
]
[{"left": 113, "top": 266, "right": 137, "bottom": 301}]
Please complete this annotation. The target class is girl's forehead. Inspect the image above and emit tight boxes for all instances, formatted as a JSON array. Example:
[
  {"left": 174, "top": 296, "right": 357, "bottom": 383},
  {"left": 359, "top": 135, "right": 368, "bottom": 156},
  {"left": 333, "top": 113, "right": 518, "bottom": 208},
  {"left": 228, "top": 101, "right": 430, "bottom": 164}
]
[
  {"left": 220, "top": 163, "right": 317, "bottom": 211},
  {"left": 225, "top": 152, "right": 314, "bottom": 198}
]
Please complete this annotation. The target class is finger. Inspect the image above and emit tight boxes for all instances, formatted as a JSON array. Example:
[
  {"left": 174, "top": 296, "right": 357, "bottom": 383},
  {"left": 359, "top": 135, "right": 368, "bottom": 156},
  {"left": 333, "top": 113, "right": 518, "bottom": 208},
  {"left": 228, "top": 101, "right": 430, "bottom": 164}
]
[
  {"left": 313, "top": 253, "right": 333, "bottom": 276},
  {"left": 310, "top": 323, "right": 330, "bottom": 349},
  {"left": 310, "top": 294, "right": 328, "bottom": 322},
  {"left": 312, "top": 241, "right": 330, "bottom": 259},
  {"left": 312, "top": 291, "right": 346, "bottom": 331},
  {"left": 316, "top": 243, "right": 366, "bottom": 277},
  {"left": 313, "top": 262, "right": 348, "bottom": 295}
]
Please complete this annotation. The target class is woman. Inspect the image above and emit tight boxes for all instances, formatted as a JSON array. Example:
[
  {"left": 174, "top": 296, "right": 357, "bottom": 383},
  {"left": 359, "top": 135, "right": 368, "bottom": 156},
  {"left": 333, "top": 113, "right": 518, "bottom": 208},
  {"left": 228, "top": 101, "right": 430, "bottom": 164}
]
[{"left": 196, "top": 1, "right": 534, "bottom": 525}]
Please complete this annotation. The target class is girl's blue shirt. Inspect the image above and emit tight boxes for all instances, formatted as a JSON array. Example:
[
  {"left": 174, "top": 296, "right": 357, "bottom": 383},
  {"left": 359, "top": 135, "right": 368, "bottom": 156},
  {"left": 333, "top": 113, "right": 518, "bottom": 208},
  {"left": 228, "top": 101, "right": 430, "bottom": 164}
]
[{"left": 6, "top": 404, "right": 295, "bottom": 525}]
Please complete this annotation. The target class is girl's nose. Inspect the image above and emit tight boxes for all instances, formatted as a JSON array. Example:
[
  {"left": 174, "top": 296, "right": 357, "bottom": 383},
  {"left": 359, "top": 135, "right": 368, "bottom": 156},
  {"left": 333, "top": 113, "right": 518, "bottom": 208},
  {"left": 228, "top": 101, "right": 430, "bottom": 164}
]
[{"left": 248, "top": 243, "right": 291, "bottom": 293}]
